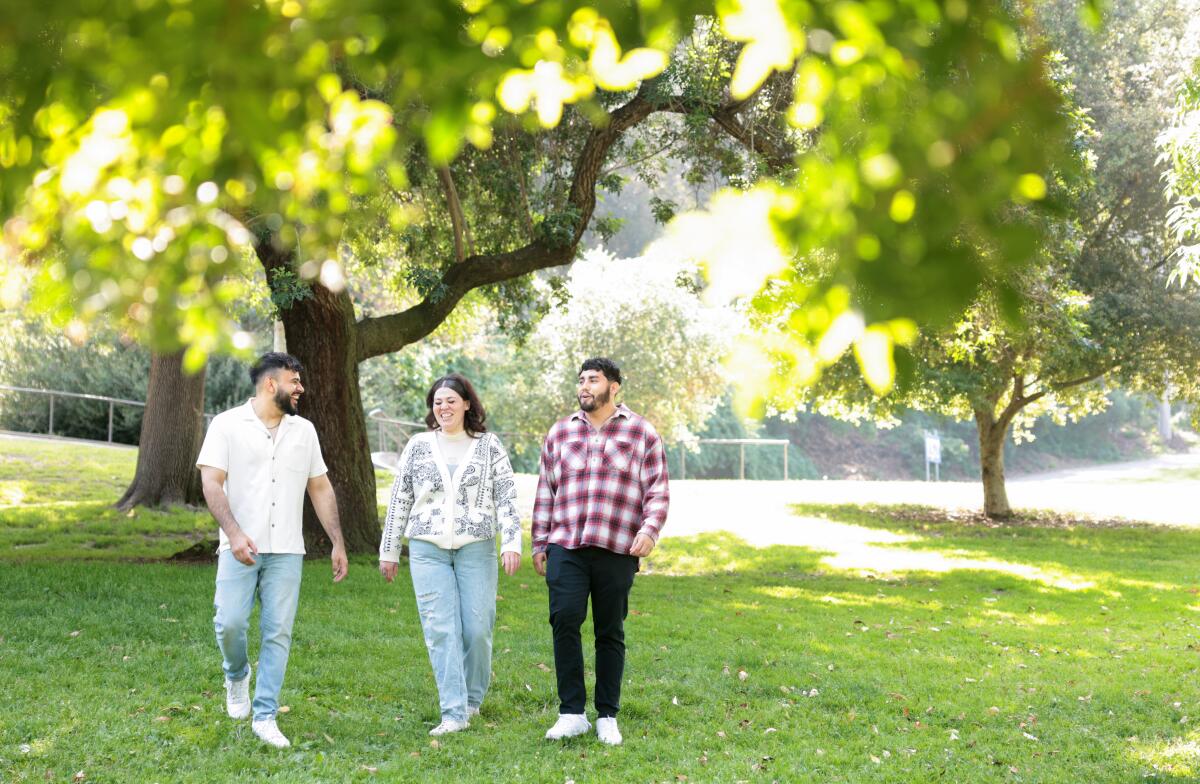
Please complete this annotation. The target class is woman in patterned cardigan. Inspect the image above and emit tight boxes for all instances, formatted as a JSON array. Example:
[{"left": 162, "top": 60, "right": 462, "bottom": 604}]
[{"left": 378, "top": 373, "right": 522, "bottom": 736}]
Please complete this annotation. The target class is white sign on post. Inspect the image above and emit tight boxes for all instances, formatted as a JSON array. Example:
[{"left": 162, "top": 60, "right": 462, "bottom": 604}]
[{"left": 924, "top": 430, "right": 941, "bottom": 481}]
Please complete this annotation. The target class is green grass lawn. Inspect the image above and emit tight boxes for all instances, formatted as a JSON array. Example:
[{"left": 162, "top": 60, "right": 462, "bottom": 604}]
[{"left": 3, "top": 437, "right": 1200, "bottom": 781}]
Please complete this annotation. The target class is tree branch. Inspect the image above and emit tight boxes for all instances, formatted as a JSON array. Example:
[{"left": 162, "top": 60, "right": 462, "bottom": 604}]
[
  {"left": 997, "top": 364, "right": 1117, "bottom": 429},
  {"left": 436, "top": 165, "right": 471, "bottom": 262},
  {"left": 652, "top": 82, "right": 796, "bottom": 175},
  {"left": 356, "top": 85, "right": 661, "bottom": 361},
  {"left": 599, "top": 138, "right": 679, "bottom": 178},
  {"left": 503, "top": 131, "right": 537, "bottom": 241}
]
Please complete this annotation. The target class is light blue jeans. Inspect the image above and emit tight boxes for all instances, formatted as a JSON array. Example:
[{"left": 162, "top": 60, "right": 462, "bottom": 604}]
[
  {"left": 213, "top": 551, "right": 304, "bottom": 721},
  {"left": 408, "top": 538, "right": 498, "bottom": 723}
]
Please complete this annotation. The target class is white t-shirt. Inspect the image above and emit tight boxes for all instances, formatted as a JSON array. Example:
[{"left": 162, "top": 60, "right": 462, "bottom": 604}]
[
  {"left": 436, "top": 429, "right": 475, "bottom": 478},
  {"left": 196, "top": 400, "right": 328, "bottom": 554}
]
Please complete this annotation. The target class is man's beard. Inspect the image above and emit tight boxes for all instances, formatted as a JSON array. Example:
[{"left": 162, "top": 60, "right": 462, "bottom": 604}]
[
  {"left": 275, "top": 386, "right": 299, "bottom": 416},
  {"left": 578, "top": 387, "right": 611, "bottom": 412}
]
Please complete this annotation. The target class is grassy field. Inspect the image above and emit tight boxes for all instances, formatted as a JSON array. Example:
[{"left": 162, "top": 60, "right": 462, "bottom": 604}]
[{"left": 2, "top": 437, "right": 1200, "bottom": 782}]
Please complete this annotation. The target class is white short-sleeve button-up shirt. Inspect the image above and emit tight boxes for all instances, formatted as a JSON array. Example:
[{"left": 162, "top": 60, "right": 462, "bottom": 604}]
[{"left": 196, "top": 400, "right": 328, "bottom": 555}]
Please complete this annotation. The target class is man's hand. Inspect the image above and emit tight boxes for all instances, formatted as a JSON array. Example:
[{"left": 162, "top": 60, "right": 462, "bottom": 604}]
[
  {"left": 331, "top": 545, "right": 348, "bottom": 582},
  {"left": 230, "top": 532, "right": 258, "bottom": 565},
  {"left": 629, "top": 533, "right": 656, "bottom": 557},
  {"left": 501, "top": 552, "right": 521, "bottom": 576},
  {"left": 533, "top": 551, "right": 547, "bottom": 576},
  {"left": 379, "top": 560, "right": 399, "bottom": 583}
]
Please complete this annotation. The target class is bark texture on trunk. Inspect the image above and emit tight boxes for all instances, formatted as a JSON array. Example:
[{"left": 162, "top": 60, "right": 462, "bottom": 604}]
[
  {"left": 974, "top": 406, "right": 1012, "bottom": 519},
  {"left": 116, "top": 351, "right": 206, "bottom": 510},
  {"left": 258, "top": 239, "right": 380, "bottom": 554}
]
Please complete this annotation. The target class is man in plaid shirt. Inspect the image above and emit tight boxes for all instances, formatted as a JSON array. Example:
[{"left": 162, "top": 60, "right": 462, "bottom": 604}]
[{"left": 532, "top": 357, "right": 669, "bottom": 746}]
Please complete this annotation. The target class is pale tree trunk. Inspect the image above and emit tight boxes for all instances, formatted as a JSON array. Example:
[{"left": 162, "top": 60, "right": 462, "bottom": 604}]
[
  {"left": 974, "top": 406, "right": 1012, "bottom": 519},
  {"left": 116, "top": 351, "right": 206, "bottom": 510}
]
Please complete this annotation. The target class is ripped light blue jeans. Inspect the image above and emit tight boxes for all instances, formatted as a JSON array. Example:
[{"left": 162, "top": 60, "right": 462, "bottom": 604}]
[
  {"left": 408, "top": 538, "right": 498, "bottom": 723},
  {"left": 213, "top": 551, "right": 303, "bottom": 721}
]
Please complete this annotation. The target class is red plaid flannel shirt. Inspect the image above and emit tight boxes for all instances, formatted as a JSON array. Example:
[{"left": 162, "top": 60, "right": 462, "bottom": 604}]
[{"left": 532, "top": 405, "right": 670, "bottom": 555}]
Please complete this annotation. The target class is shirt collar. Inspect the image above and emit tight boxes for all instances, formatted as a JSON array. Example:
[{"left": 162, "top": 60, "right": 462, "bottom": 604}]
[
  {"left": 239, "top": 398, "right": 293, "bottom": 429},
  {"left": 570, "top": 404, "right": 632, "bottom": 424}
]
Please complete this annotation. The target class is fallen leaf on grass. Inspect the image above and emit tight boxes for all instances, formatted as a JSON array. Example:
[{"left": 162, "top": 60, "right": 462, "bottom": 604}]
[
  {"left": 323, "top": 733, "right": 335, "bottom": 745},
  {"left": 429, "top": 740, "right": 440, "bottom": 749},
  {"left": 360, "top": 766, "right": 378, "bottom": 774},
  {"left": 409, "top": 751, "right": 420, "bottom": 758},
  {"left": 535, "top": 663, "right": 551, "bottom": 672},
  {"left": 737, "top": 669, "right": 749, "bottom": 682},
  {"left": 154, "top": 716, "right": 170, "bottom": 723},
  {"left": 68, "top": 630, "right": 81, "bottom": 638},
  {"left": 73, "top": 772, "right": 86, "bottom": 783},
  {"left": 278, "top": 706, "right": 290, "bottom": 714}
]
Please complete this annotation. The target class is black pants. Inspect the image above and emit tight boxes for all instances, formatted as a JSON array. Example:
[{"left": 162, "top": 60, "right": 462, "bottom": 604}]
[{"left": 545, "top": 544, "right": 639, "bottom": 718}]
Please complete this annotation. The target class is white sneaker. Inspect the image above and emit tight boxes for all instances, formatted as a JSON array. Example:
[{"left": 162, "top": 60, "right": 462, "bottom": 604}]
[
  {"left": 429, "top": 718, "right": 469, "bottom": 736},
  {"left": 224, "top": 669, "right": 250, "bottom": 719},
  {"left": 545, "top": 713, "right": 590, "bottom": 740},
  {"left": 252, "top": 717, "right": 291, "bottom": 748},
  {"left": 596, "top": 716, "right": 623, "bottom": 746},
  {"left": 467, "top": 705, "right": 481, "bottom": 718}
]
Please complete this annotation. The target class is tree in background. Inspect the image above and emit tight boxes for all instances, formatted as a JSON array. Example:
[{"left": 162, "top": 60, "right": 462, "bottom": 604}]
[
  {"left": 782, "top": 0, "right": 1200, "bottom": 517},
  {"left": 492, "top": 247, "right": 734, "bottom": 440},
  {"left": 1160, "top": 53, "right": 1200, "bottom": 286}
]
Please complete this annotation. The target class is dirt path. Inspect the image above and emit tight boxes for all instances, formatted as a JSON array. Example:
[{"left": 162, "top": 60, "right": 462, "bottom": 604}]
[{"left": 393, "top": 448, "right": 1200, "bottom": 546}]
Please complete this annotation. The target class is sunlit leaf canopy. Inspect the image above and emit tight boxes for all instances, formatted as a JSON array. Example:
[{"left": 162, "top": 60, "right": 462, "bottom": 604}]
[
  {"left": 1, "top": 0, "right": 1081, "bottom": 387},
  {"left": 1160, "top": 57, "right": 1200, "bottom": 288}
]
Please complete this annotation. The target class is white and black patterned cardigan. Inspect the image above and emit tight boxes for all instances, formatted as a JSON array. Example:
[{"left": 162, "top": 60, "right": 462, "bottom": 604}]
[{"left": 379, "top": 431, "right": 521, "bottom": 560}]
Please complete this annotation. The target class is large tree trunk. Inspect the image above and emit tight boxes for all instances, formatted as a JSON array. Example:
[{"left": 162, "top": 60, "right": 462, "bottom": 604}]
[
  {"left": 257, "top": 239, "right": 380, "bottom": 554},
  {"left": 116, "top": 351, "right": 206, "bottom": 510},
  {"left": 974, "top": 407, "right": 1012, "bottom": 519}
]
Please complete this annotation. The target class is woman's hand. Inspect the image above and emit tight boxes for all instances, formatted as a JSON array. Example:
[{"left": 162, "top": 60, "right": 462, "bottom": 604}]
[
  {"left": 379, "top": 560, "right": 399, "bottom": 583},
  {"left": 501, "top": 551, "right": 521, "bottom": 576}
]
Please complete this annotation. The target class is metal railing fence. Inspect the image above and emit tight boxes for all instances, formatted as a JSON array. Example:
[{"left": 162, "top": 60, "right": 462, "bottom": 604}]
[{"left": 0, "top": 384, "right": 145, "bottom": 443}]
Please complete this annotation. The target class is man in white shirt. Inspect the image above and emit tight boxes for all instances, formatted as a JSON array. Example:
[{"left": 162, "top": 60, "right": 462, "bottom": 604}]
[{"left": 196, "top": 352, "right": 348, "bottom": 748}]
